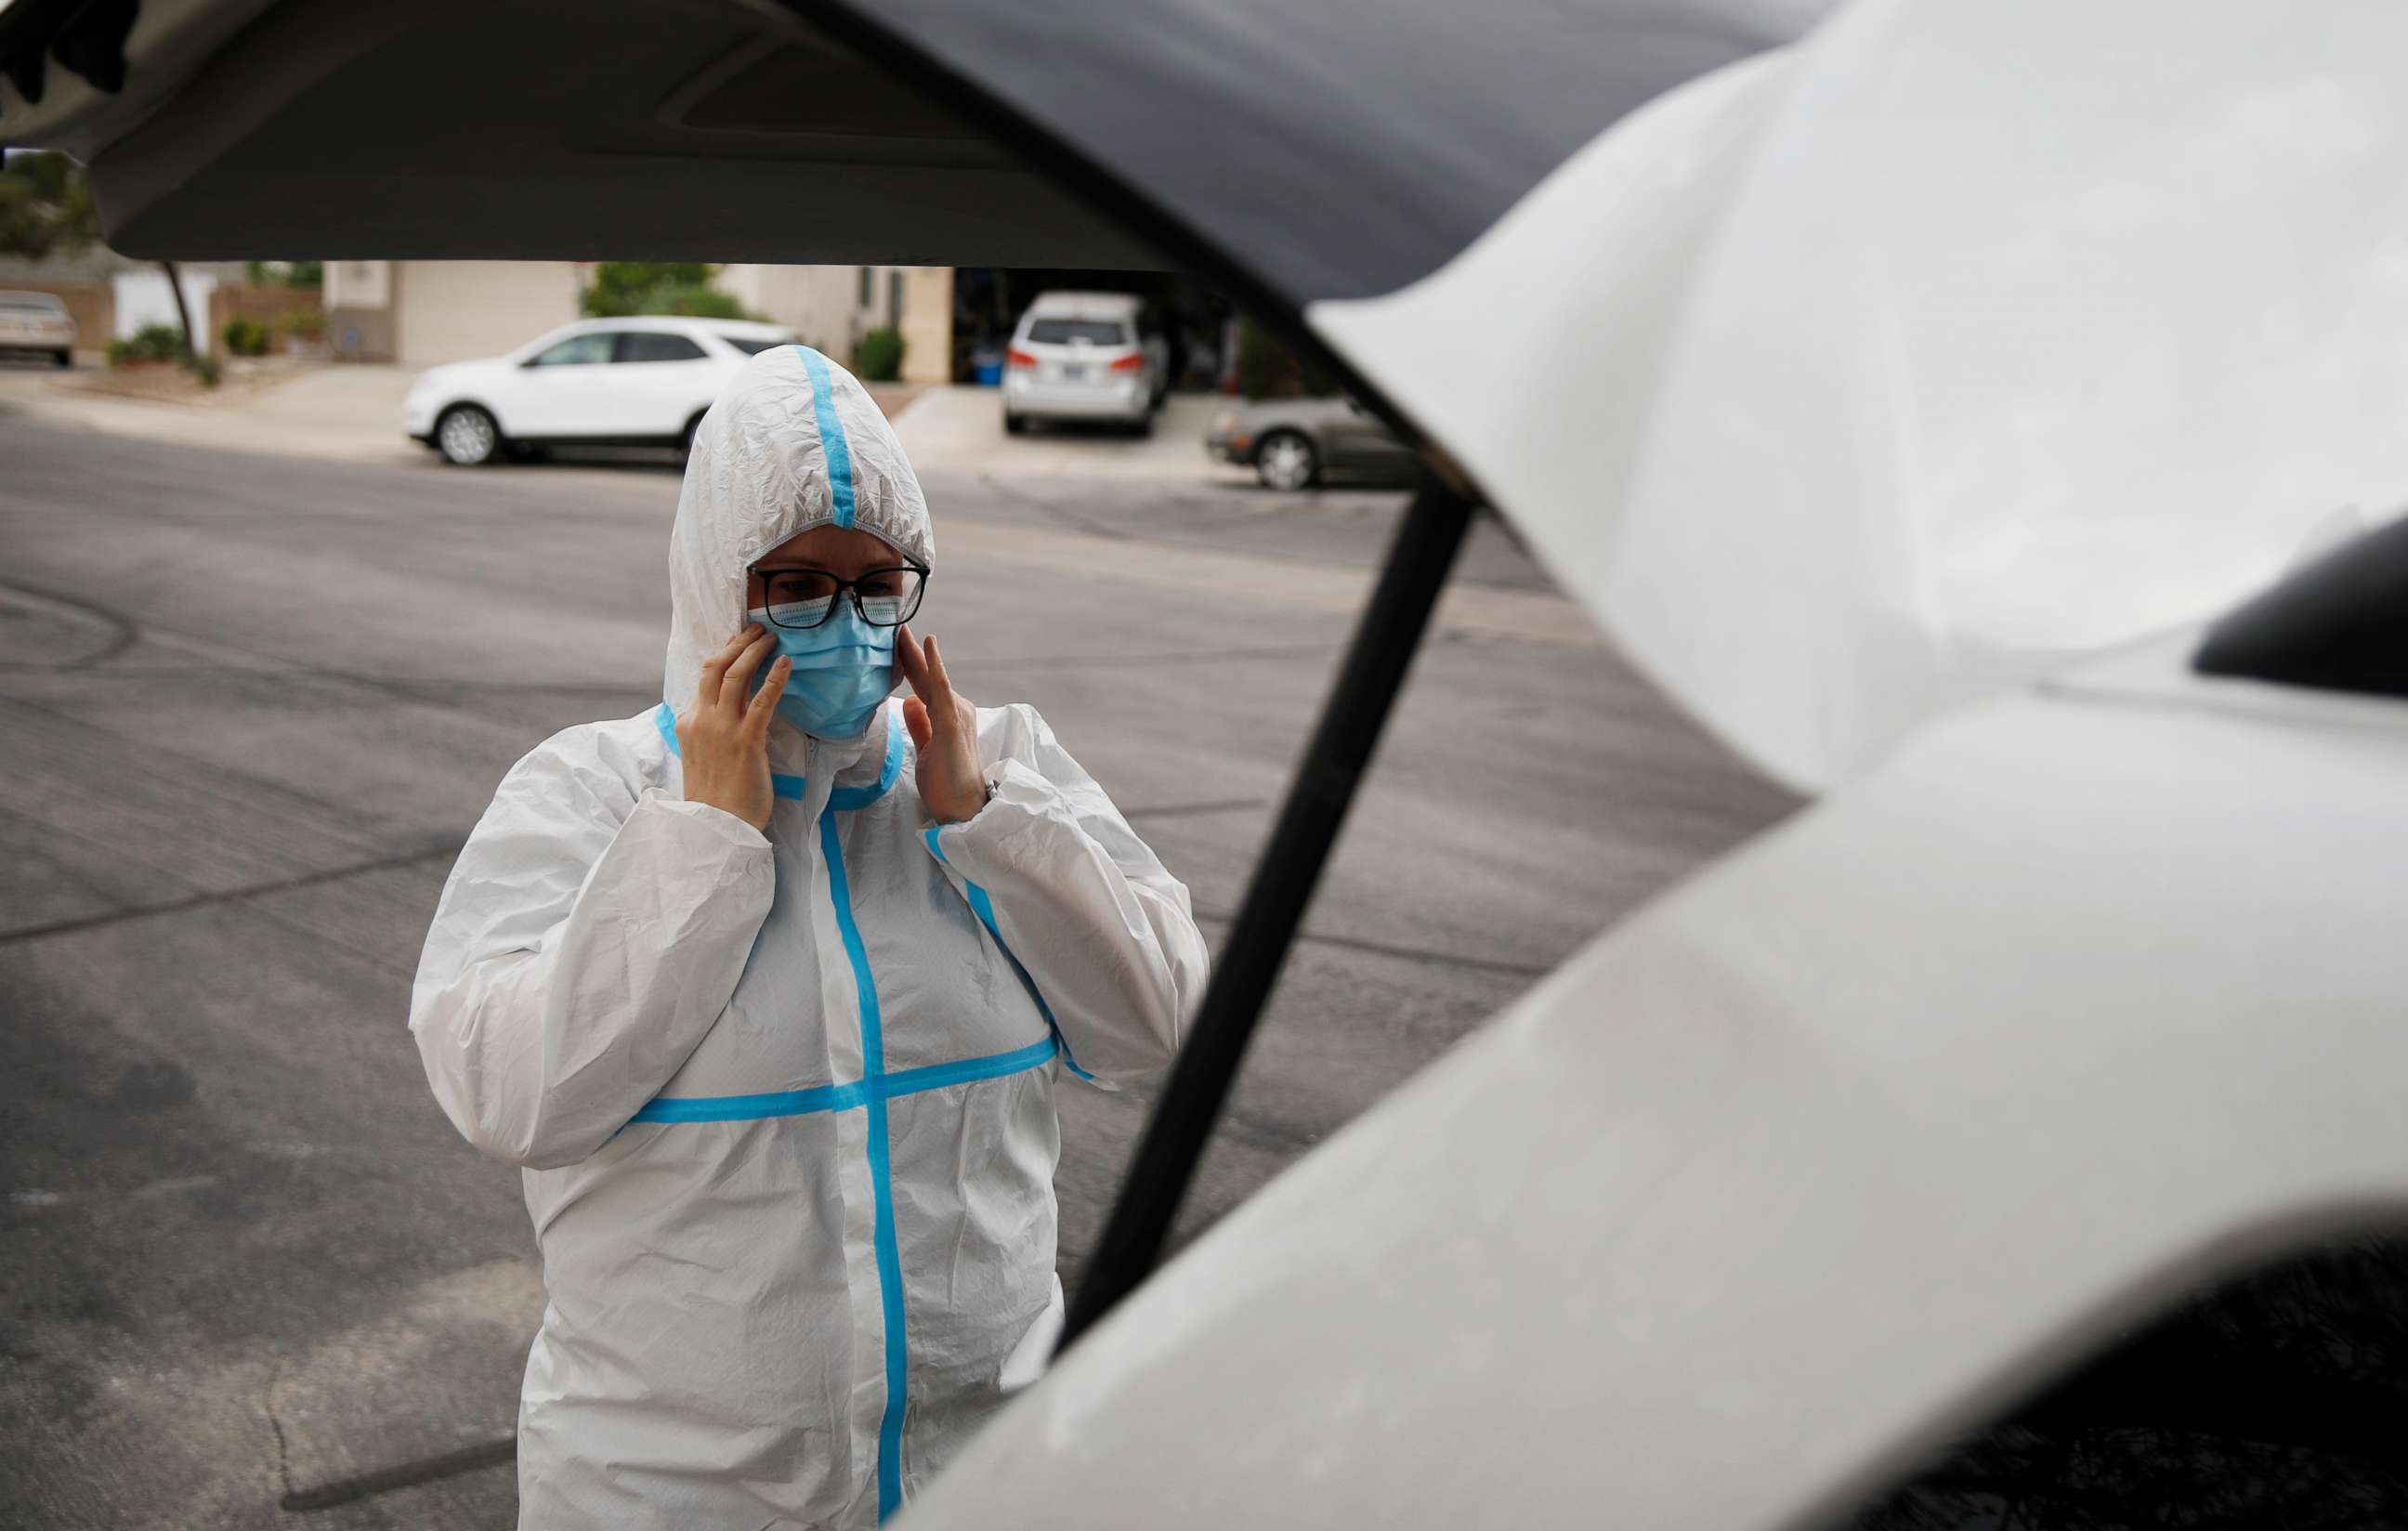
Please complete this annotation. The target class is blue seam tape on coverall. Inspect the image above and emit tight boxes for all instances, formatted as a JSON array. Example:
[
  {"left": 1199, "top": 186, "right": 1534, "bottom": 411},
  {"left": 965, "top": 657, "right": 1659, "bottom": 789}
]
[
  {"left": 820, "top": 807, "right": 909, "bottom": 1521},
  {"left": 923, "top": 826, "right": 1097, "bottom": 1081},
  {"left": 625, "top": 1038, "right": 1058, "bottom": 1124},
  {"left": 628, "top": 1078, "right": 867, "bottom": 1123},
  {"left": 794, "top": 346, "right": 858, "bottom": 530},
  {"left": 647, "top": 700, "right": 987, "bottom": 1516},
  {"left": 829, "top": 709, "right": 905, "bottom": 809}
]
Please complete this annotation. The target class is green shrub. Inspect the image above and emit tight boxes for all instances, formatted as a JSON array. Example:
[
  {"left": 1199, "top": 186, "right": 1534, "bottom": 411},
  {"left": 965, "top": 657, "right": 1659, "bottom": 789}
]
[
  {"left": 851, "top": 326, "right": 905, "bottom": 383},
  {"left": 106, "top": 323, "right": 189, "bottom": 366},
  {"left": 223, "top": 317, "right": 271, "bottom": 357},
  {"left": 582, "top": 262, "right": 755, "bottom": 321},
  {"left": 104, "top": 323, "right": 218, "bottom": 384},
  {"left": 243, "top": 260, "right": 323, "bottom": 288},
  {"left": 639, "top": 282, "right": 750, "bottom": 321}
]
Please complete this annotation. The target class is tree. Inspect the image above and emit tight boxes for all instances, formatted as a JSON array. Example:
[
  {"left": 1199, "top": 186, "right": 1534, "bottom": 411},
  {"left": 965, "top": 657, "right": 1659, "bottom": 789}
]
[
  {"left": 582, "top": 261, "right": 752, "bottom": 321},
  {"left": 0, "top": 150, "right": 99, "bottom": 259},
  {"left": 0, "top": 151, "right": 210, "bottom": 382}
]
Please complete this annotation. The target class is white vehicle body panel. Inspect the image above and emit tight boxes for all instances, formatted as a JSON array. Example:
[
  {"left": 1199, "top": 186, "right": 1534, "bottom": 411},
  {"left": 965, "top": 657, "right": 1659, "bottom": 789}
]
[
  {"left": 598, "top": 343, "right": 718, "bottom": 436},
  {"left": 1311, "top": 0, "right": 2408, "bottom": 792},
  {"left": 904, "top": 645, "right": 2408, "bottom": 1529},
  {"left": 495, "top": 353, "right": 610, "bottom": 438},
  {"left": 1002, "top": 371, "right": 1148, "bottom": 422}
]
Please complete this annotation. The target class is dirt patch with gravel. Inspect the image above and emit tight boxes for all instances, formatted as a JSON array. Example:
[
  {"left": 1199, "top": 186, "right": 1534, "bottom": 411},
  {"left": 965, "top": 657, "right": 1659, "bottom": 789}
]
[{"left": 54, "top": 360, "right": 325, "bottom": 409}]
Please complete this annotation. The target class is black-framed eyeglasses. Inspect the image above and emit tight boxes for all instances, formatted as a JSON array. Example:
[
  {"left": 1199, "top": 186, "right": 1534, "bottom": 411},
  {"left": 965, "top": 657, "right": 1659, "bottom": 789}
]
[{"left": 750, "top": 565, "right": 929, "bottom": 629}]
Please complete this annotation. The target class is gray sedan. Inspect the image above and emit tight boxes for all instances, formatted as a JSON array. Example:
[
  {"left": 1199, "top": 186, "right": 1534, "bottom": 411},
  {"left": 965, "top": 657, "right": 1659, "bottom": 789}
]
[{"left": 1205, "top": 396, "right": 1416, "bottom": 491}]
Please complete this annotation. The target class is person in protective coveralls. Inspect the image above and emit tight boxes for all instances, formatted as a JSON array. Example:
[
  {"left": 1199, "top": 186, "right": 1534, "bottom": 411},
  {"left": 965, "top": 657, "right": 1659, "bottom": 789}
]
[{"left": 410, "top": 346, "right": 1211, "bottom": 1528}]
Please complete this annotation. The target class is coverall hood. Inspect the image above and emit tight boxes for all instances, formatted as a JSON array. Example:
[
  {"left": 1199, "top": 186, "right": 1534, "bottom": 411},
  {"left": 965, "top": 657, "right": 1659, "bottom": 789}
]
[{"left": 664, "top": 345, "right": 934, "bottom": 711}]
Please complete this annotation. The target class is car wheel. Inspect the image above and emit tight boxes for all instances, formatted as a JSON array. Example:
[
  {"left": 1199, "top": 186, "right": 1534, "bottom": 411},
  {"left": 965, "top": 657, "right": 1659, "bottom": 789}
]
[
  {"left": 52, "top": 349, "right": 72, "bottom": 369},
  {"left": 1004, "top": 411, "right": 1027, "bottom": 436},
  {"left": 1255, "top": 430, "right": 1317, "bottom": 491},
  {"left": 679, "top": 412, "right": 708, "bottom": 460},
  {"left": 435, "top": 404, "right": 503, "bottom": 466}
]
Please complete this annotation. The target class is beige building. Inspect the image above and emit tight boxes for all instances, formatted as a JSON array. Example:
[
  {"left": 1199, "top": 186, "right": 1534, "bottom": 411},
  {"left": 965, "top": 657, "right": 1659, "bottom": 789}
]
[
  {"left": 718, "top": 264, "right": 953, "bottom": 385},
  {"left": 324, "top": 260, "right": 582, "bottom": 366},
  {"left": 328, "top": 260, "right": 953, "bottom": 381}
]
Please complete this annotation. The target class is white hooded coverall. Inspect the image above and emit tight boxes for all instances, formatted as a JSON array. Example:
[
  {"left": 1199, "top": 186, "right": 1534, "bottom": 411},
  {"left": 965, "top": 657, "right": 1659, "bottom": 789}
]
[{"left": 410, "top": 347, "right": 1210, "bottom": 1527}]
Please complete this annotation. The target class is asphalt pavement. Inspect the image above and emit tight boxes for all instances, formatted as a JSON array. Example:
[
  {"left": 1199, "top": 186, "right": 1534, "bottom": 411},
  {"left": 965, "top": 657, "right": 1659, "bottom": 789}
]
[{"left": 0, "top": 408, "right": 1798, "bottom": 1527}]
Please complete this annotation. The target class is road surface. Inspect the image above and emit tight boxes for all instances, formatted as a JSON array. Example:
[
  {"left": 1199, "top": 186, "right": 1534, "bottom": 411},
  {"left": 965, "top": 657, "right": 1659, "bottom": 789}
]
[{"left": 0, "top": 412, "right": 1797, "bottom": 1526}]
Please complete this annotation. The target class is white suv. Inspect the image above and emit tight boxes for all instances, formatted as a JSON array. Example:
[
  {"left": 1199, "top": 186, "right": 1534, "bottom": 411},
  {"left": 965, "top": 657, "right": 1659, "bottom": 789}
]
[
  {"left": 404, "top": 317, "right": 797, "bottom": 466},
  {"left": 1001, "top": 292, "right": 1158, "bottom": 437}
]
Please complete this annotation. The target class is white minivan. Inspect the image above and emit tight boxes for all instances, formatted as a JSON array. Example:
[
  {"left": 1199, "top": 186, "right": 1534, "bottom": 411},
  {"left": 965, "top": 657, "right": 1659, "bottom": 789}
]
[{"left": 1001, "top": 291, "right": 1158, "bottom": 437}]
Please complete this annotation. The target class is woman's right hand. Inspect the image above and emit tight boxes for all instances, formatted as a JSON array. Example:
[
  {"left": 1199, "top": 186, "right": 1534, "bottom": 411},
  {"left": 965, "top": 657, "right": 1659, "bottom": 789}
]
[{"left": 676, "top": 626, "right": 791, "bottom": 832}]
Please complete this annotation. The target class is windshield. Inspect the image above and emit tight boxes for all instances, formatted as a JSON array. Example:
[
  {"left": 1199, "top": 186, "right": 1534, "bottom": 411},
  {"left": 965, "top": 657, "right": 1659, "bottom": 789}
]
[
  {"left": 0, "top": 293, "right": 66, "bottom": 313},
  {"left": 725, "top": 336, "right": 790, "bottom": 356},
  {"left": 1027, "top": 319, "right": 1128, "bottom": 346}
]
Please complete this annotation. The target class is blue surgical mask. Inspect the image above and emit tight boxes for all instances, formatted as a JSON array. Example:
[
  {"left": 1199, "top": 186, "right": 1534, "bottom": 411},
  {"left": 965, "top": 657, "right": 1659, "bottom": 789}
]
[{"left": 749, "top": 601, "right": 896, "bottom": 740}]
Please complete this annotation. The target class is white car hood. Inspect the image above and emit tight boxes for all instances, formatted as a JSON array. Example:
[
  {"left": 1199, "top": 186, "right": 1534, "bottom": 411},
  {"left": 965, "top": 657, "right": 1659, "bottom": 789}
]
[
  {"left": 899, "top": 640, "right": 2408, "bottom": 1529},
  {"left": 1311, "top": 0, "right": 2408, "bottom": 791}
]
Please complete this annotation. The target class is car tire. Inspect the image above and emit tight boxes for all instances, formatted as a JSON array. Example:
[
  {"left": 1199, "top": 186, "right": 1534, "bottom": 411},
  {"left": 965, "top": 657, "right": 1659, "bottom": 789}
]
[
  {"left": 1004, "top": 411, "right": 1027, "bottom": 436},
  {"left": 1255, "top": 430, "right": 1317, "bottom": 491},
  {"left": 679, "top": 412, "right": 709, "bottom": 461},
  {"left": 435, "top": 404, "right": 504, "bottom": 467},
  {"left": 52, "top": 349, "right": 72, "bottom": 369}
]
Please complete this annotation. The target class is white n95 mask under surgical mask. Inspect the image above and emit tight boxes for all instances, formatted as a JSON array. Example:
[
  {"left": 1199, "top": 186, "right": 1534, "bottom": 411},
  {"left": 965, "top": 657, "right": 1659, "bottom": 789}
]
[{"left": 749, "top": 600, "right": 897, "bottom": 739}]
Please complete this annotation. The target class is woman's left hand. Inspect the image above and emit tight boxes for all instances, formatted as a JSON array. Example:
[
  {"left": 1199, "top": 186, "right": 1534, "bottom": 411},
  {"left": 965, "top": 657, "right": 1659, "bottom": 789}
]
[{"left": 897, "top": 624, "right": 987, "bottom": 823}]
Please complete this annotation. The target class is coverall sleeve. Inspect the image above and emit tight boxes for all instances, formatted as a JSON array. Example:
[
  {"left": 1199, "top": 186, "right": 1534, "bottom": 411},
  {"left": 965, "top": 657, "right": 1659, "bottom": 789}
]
[
  {"left": 922, "top": 704, "right": 1211, "bottom": 1088},
  {"left": 410, "top": 727, "right": 776, "bottom": 1169}
]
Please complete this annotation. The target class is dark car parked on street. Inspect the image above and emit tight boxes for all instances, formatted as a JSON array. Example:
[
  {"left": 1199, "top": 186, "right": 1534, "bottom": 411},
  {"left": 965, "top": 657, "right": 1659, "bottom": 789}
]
[{"left": 1206, "top": 396, "right": 1416, "bottom": 491}]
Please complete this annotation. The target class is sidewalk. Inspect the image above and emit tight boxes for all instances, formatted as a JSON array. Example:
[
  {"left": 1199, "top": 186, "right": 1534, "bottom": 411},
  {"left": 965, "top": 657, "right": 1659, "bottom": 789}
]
[
  {"left": 0, "top": 360, "right": 420, "bottom": 465},
  {"left": 0, "top": 365, "right": 1250, "bottom": 487}
]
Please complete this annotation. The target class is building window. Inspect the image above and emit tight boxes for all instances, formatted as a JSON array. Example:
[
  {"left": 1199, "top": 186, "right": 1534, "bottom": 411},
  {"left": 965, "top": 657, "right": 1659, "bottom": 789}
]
[
  {"left": 889, "top": 272, "right": 904, "bottom": 326},
  {"left": 858, "top": 266, "right": 872, "bottom": 308}
]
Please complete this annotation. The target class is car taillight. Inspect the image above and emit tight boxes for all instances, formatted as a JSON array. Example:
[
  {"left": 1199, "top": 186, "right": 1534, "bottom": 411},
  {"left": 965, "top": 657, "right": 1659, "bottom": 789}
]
[
  {"left": 1006, "top": 348, "right": 1038, "bottom": 369},
  {"left": 1108, "top": 353, "right": 1143, "bottom": 373}
]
